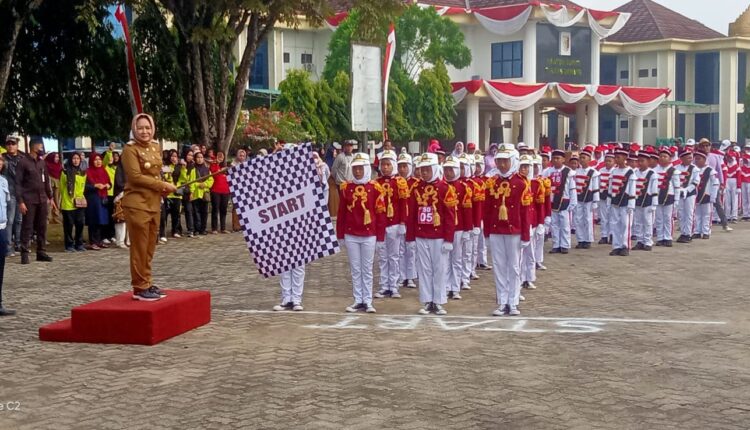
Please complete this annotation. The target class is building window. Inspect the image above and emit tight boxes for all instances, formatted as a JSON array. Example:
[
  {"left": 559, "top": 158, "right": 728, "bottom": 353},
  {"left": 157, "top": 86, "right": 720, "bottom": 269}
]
[
  {"left": 620, "top": 120, "right": 628, "bottom": 129},
  {"left": 651, "top": 119, "right": 657, "bottom": 127},
  {"left": 249, "top": 37, "right": 269, "bottom": 89},
  {"left": 643, "top": 119, "right": 649, "bottom": 128},
  {"left": 491, "top": 41, "right": 523, "bottom": 79},
  {"left": 638, "top": 69, "right": 649, "bottom": 78},
  {"left": 283, "top": 52, "right": 290, "bottom": 63},
  {"left": 620, "top": 70, "right": 629, "bottom": 79},
  {"left": 651, "top": 68, "right": 657, "bottom": 77},
  {"left": 301, "top": 53, "right": 313, "bottom": 64}
]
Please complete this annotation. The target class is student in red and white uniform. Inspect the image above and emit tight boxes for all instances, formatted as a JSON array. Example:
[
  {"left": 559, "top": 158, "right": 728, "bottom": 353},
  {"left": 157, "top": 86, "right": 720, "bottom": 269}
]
[
  {"left": 675, "top": 149, "right": 701, "bottom": 243},
  {"left": 607, "top": 147, "right": 637, "bottom": 256},
  {"left": 374, "top": 149, "right": 408, "bottom": 299},
  {"left": 406, "top": 153, "right": 457, "bottom": 316},
  {"left": 692, "top": 150, "right": 720, "bottom": 239},
  {"left": 653, "top": 147, "right": 681, "bottom": 247},
  {"left": 597, "top": 151, "right": 615, "bottom": 244},
  {"left": 337, "top": 153, "right": 386, "bottom": 313},
  {"left": 520, "top": 154, "right": 541, "bottom": 290},
  {"left": 741, "top": 148, "right": 750, "bottom": 220},
  {"left": 632, "top": 151, "right": 659, "bottom": 251},
  {"left": 572, "top": 148, "right": 600, "bottom": 249},
  {"left": 531, "top": 154, "right": 549, "bottom": 271},
  {"left": 459, "top": 153, "right": 480, "bottom": 287},
  {"left": 468, "top": 153, "right": 487, "bottom": 279},
  {"left": 397, "top": 152, "right": 418, "bottom": 289},
  {"left": 484, "top": 144, "right": 531, "bottom": 316},
  {"left": 724, "top": 150, "right": 740, "bottom": 223},
  {"left": 443, "top": 155, "right": 473, "bottom": 300},
  {"left": 543, "top": 149, "right": 577, "bottom": 254}
]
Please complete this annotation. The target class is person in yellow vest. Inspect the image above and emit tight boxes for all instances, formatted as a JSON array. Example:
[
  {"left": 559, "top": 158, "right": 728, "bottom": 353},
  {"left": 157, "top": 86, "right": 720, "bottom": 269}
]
[
  {"left": 121, "top": 113, "right": 177, "bottom": 301},
  {"left": 103, "top": 150, "right": 119, "bottom": 244},
  {"left": 189, "top": 152, "right": 214, "bottom": 236},
  {"left": 60, "top": 153, "right": 88, "bottom": 252},
  {"left": 159, "top": 150, "right": 185, "bottom": 242}
]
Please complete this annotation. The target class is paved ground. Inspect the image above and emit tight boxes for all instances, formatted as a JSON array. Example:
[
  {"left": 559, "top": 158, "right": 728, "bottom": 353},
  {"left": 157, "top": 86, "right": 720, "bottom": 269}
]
[{"left": 1, "top": 222, "right": 749, "bottom": 429}]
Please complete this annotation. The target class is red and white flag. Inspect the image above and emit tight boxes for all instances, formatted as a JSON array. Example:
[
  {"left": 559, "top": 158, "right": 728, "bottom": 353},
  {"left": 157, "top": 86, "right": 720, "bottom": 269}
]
[
  {"left": 382, "top": 23, "right": 396, "bottom": 140},
  {"left": 114, "top": 4, "right": 143, "bottom": 116}
]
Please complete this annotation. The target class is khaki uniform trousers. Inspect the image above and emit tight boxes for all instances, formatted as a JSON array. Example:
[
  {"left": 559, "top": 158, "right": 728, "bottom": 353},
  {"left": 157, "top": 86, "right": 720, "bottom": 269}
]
[{"left": 124, "top": 207, "right": 159, "bottom": 291}]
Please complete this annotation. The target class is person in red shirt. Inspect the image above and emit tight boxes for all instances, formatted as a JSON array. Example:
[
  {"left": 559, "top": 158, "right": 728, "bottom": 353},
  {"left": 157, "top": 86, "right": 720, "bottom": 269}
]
[
  {"left": 397, "top": 152, "right": 419, "bottom": 289},
  {"left": 531, "top": 154, "right": 549, "bottom": 271},
  {"left": 472, "top": 153, "right": 492, "bottom": 272},
  {"left": 373, "top": 149, "right": 408, "bottom": 299},
  {"left": 210, "top": 151, "right": 230, "bottom": 233},
  {"left": 443, "top": 155, "right": 472, "bottom": 300},
  {"left": 406, "top": 153, "right": 457, "bottom": 315},
  {"left": 337, "top": 153, "right": 386, "bottom": 313},
  {"left": 484, "top": 144, "right": 532, "bottom": 316},
  {"left": 724, "top": 150, "right": 740, "bottom": 222}
]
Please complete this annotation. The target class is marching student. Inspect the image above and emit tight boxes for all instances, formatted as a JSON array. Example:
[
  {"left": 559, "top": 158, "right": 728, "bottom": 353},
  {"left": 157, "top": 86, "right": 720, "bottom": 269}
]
[
  {"left": 532, "top": 154, "right": 549, "bottom": 271},
  {"left": 724, "top": 150, "right": 740, "bottom": 223},
  {"left": 337, "top": 153, "right": 386, "bottom": 314},
  {"left": 374, "top": 149, "right": 408, "bottom": 299},
  {"left": 484, "top": 144, "right": 531, "bottom": 316},
  {"left": 459, "top": 153, "right": 477, "bottom": 290},
  {"left": 473, "top": 154, "right": 492, "bottom": 271},
  {"left": 442, "top": 155, "right": 472, "bottom": 300},
  {"left": 397, "top": 153, "right": 418, "bottom": 289},
  {"left": 519, "top": 155, "right": 539, "bottom": 290},
  {"left": 545, "top": 149, "right": 577, "bottom": 254},
  {"left": 741, "top": 151, "right": 750, "bottom": 221},
  {"left": 608, "top": 147, "right": 637, "bottom": 256},
  {"left": 406, "top": 153, "right": 457, "bottom": 316},
  {"left": 573, "top": 148, "right": 600, "bottom": 249},
  {"left": 692, "top": 150, "right": 720, "bottom": 239},
  {"left": 597, "top": 151, "right": 614, "bottom": 244},
  {"left": 653, "top": 147, "right": 681, "bottom": 247},
  {"left": 632, "top": 151, "right": 659, "bottom": 251},
  {"left": 675, "top": 149, "right": 701, "bottom": 243}
]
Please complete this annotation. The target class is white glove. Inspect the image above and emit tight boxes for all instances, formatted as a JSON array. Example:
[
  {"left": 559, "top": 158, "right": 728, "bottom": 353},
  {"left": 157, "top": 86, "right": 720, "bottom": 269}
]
[
  {"left": 536, "top": 224, "right": 546, "bottom": 235},
  {"left": 338, "top": 237, "right": 345, "bottom": 246},
  {"left": 462, "top": 231, "right": 471, "bottom": 242},
  {"left": 441, "top": 242, "right": 453, "bottom": 253},
  {"left": 398, "top": 224, "right": 406, "bottom": 236},
  {"left": 592, "top": 202, "right": 598, "bottom": 210},
  {"left": 376, "top": 241, "right": 385, "bottom": 252},
  {"left": 627, "top": 207, "right": 634, "bottom": 215},
  {"left": 472, "top": 227, "right": 480, "bottom": 236},
  {"left": 544, "top": 216, "right": 551, "bottom": 226},
  {"left": 521, "top": 241, "right": 530, "bottom": 248}
]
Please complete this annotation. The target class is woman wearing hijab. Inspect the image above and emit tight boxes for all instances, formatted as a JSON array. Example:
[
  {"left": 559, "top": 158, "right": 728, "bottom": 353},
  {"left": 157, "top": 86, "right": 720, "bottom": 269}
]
[
  {"left": 337, "top": 153, "right": 386, "bottom": 314},
  {"left": 451, "top": 141, "right": 465, "bottom": 158},
  {"left": 312, "top": 151, "right": 330, "bottom": 194},
  {"left": 230, "top": 149, "right": 247, "bottom": 232},
  {"left": 160, "top": 149, "right": 184, "bottom": 242},
  {"left": 121, "top": 113, "right": 178, "bottom": 301},
  {"left": 45, "top": 152, "right": 63, "bottom": 224},
  {"left": 190, "top": 151, "right": 213, "bottom": 235},
  {"left": 60, "top": 153, "right": 87, "bottom": 252},
  {"left": 210, "top": 151, "right": 230, "bottom": 234},
  {"left": 396, "top": 153, "right": 418, "bottom": 290},
  {"left": 85, "top": 153, "right": 112, "bottom": 250},
  {"left": 103, "top": 151, "right": 120, "bottom": 244},
  {"left": 113, "top": 153, "right": 129, "bottom": 248},
  {"left": 180, "top": 151, "right": 196, "bottom": 237}
]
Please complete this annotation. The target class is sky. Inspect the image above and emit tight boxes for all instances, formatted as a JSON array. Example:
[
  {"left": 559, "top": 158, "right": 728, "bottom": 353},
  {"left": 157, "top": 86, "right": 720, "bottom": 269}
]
[{"left": 573, "top": 0, "right": 748, "bottom": 35}]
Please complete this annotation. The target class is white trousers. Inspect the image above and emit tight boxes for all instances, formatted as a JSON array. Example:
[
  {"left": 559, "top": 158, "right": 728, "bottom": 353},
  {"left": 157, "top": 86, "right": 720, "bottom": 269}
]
[
  {"left": 742, "top": 183, "right": 750, "bottom": 218},
  {"left": 377, "top": 225, "right": 401, "bottom": 292},
  {"left": 476, "top": 225, "right": 488, "bottom": 266},
  {"left": 574, "top": 202, "right": 594, "bottom": 243},
  {"left": 551, "top": 210, "right": 571, "bottom": 249},
  {"left": 399, "top": 238, "right": 417, "bottom": 282},
  {"left": 634, "top": 206, "right": 655, "bottom": 246},
  {"left": 469, "top": 231, "right": 480, "bottom": 276},
  {"left": 115, "top": 222, "right": 128, "bottom": 247},
  {"left": 532, "top": 224, "right": 545, "bottom": 265},
  {"left": 598, "top": 202, "right": 610, "bottom": 239},
  {"left": 447, "top": 231, "right": 465, "bottom": 293},
  {"left": 609, "top": 206, "right": 632, "bottom": 250},
  {"left": 461, "top": 232, "right": 473, "bottom": 285},
  {"left": 678, "top": 195, "right": 696, "bottom": 236},
  {"left": 345, "top": 234, "right": 376, "bottom": 305},
  {"left": 280, "top": 265, "right": 305, "bottom": 304},
  {"left": 521, "top": 228, "right": 536, "bottom": 283},
  {"left": 726, "top": 179, "right": 739, "bottom": 220},
  {"left": 694, "top": 203, "right": 712, "bottom": 236},
  {"left": 488, "top": 234, "right": 522, "bottom": 308},
  {"left": 416, "top": 237, "right": 448, "bottom": 305},
  {"left": 654, "top": 204, "right": 674, "bottom": 241}
]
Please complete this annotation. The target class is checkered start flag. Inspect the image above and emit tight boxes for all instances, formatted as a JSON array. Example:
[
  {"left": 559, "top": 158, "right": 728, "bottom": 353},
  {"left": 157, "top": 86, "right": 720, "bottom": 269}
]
[{"left": 228, "top": 143, "right": 340, "bottom": 278}]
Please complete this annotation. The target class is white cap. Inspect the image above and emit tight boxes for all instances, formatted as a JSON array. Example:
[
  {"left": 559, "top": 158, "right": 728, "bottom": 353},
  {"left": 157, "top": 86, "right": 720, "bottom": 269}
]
[
  {"left": 397, "top": 153, "right": 412, "bottom": 164},
  {"left": 519, "top": 154, "right": 533, "bottom": 165},
  {"left": 474, "top": 153, "right": 483, "bottom": 164},
  {"left": 350, "top": 152, "right": 370, "bottom": 167},
  {"left": 685, "top": 138, "right": 696, "bottom": 146},
  {"left": 720, "top": 139, "right": 732, "bottom": 152},
  {"left": 380, "top": 149, "right": 397, "bottom": 162},
  {"left": 517, "top": 142, "right": 528, "bottom": 150},
  {"left": 416, "top": 153, "right": 439, "bottom": 168},
  {"left": 494, "top": 143, "right": 516, "bottom": 159},
  {"left": 458, "top": 153, "right": 472, "bottom": 165},
  {"left": 532, "top": 154, "right": 543, "bottom": 165},
  {"left": 442, "top": 155, "right": 460, "bottom": 169}
]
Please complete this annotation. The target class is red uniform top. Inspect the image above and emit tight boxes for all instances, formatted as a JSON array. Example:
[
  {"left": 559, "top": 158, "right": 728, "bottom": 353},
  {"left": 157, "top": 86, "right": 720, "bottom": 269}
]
[
  {"left": 405, "top": 179, "right": 457, "bottom": 242},
  {"left": 482, "top": 173, "right": 532, "bottom": 242},
  {"left": 467, "top": 176, "right": 485, "bottom": 229},
  {"left": 209, "top": 162, "right": 230, "bottom": 194},
  {"left": 448, "top": 179, "right": 474, "bottom": 232},
  {"left": 525, "top": 177, "right": 539, "bottom": 227},
  {"left": 336, "top": 181, "right": 386, "bottom": 241},
  {"left": 726, "top": 161, "right": 739, "bottom": 183},
  {"left": 375, "top": 175, "right": 409, "bottom": 227},
  {"left": 532, "top": 176, "right": 549, "bottom": 226},
  {"left": 740, "top": 161, "right": 750, "bottom": 184}
]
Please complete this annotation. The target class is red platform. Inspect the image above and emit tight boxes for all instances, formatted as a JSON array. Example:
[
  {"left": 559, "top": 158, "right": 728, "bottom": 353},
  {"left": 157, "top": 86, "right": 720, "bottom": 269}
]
[{"left": 39, "top": 290, "right": 211, "bottom": 345}]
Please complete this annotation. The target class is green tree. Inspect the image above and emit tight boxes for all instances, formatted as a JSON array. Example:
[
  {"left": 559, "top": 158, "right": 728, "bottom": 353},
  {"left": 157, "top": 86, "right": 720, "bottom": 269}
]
[
  {"left": 743, "top": 84, "right": 750, "bottom": 140},
  {"left": 0, "top": 0, "right": 44, "bottom": 109},
  {"left": 408, "top": 61, "right": 455, "bottom": 140},
  {"left": 273, "top": 69, "right": 327, "bottom": 141}
]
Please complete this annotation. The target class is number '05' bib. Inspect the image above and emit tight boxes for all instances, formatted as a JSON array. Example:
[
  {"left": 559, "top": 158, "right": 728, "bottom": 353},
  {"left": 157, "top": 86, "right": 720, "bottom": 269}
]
[{"left": 418, "top": 206, "right": 434, "bottom": 225}]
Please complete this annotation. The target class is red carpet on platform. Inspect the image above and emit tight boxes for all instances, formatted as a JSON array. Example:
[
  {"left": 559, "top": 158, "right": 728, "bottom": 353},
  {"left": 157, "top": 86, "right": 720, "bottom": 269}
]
[{"left": 39, "top": 290, "right": 211, "bottom": 345}]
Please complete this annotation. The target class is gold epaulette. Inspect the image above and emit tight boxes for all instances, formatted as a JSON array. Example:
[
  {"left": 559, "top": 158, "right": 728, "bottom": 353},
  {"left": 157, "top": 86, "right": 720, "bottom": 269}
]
[
  {"left": 444, "top": 184, "right": 458, "bottom": 208},
  {"left": 396, "top": 177, "right": 409, "bottom": 199},
  {"left": 462, "top": 186, "right": 473, "bottom": 208}
]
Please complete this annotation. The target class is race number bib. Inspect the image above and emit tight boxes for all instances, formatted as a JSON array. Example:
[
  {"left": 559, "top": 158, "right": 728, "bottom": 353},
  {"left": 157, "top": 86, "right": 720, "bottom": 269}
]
[{"left": 418, "top": 206, "right": 434, "bottom": 225}]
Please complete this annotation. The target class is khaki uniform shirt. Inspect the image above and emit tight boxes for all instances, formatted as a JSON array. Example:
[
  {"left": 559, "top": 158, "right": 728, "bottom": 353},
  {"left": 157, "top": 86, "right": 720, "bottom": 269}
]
[{"left": 121, "top": 140, "right": 165, "bottom": 213}]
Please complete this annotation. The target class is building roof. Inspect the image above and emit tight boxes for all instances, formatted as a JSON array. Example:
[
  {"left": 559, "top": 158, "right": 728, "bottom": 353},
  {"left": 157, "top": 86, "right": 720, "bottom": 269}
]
[
  {"left": 330, "top": 0, "right": 583, "bottom": 13},
  {"left": 607, "top": 0, "right": 724, "bottom": 43},
  {"left": 729, "top": 5, "right": 750, "bottom": 37},
  {"left": 467, "top": 0, "right": 581, "bottom": 8}
]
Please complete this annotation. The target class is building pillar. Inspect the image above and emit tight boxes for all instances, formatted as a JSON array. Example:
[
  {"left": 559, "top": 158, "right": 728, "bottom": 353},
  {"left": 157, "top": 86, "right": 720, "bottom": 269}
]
[
  {"left": 684, "top": 53, "right": 696, "bottom": 139},
  {"left": 575, "top": 102, "right": 587, "bottom": 146},
  {"left": 523, "top": 22, "right": 537, "bottom": 83},
  {"left": 656, "top": 50, "right": 676, "bottom": 140},
  {"left": 533, "top": 108, "right": 542, "bottom": 148},
  {"left": 466, "top": 95, "right": 480, "bottom": 145},
  {"left": 720, "top": 49, "right": 739, "bottom": 141},
  {"left": 511, "top": 111, "right": 521, "bottom": 144},
  {"left": 523, "top": 105, "right": 536, "bottom": 148},
  {"left": 557, "top": 114, "right": 567, "bottom": 148},
  {"left": 586, "top": 101, "right": 599, "bottom": 145},
  {"left": 632, "top": 115, "right": 644, "bottom": 144},
  {"left": 481, "top": 111, "right": 492, "bottom": 150},
  {"left": 590, "top": 33, "right": 601, "bottom": 86}
]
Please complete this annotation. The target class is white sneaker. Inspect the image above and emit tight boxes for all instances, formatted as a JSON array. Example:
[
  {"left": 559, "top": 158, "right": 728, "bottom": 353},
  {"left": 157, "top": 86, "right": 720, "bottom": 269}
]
[
  {"left": 373, "top": 290, "right": 387, "bottom": 298},
  {"left": 406, "top": 280, "right": 417, "bottom": 288},
  {"left": 159, "top": 237, "right": 168, "bottom": 244},
  {"left": 102, "top": 238, "right": 111, "bottom": 245},
  {"left": 345, "top": 303, "right": 363, "bottom": 313},
  {"left": 452, "top": 292, "right": 462, "bottom": 300},
  {"left": 470, "top": 273, "right": 479, "bottom": 280},
  {"left": 365, "top": 304, "right": 377, "bottom": 313},
  {"left": 292, "top": 304, "right": 304, "bottom": 311},
  {"left": 390, "top": 291, "right": 401, "bottom": 299},
  {"left": 492, "top": 306, "right": 507, "bottom": 317},
  {"left": 418, "top": 304, "right": 431, "bottom": 315},
  {"left": 519, "top": 295, "right": 525, "bottom": 301},
  {"left": 508, "top": 307, "right": 521, "bottom": 316},
  {"left": 526, "top": 282, "right": 537, "bottom": 290},
  {"left": 434, "top": 304, "right": 447, "bottom": 315},
  {"left": 723, "top": 226, "right": 733, "bottom": 232},
  {"left": 273, "top": 303, "right": 291, "bottom": 311},
  {"left": 173, "top": 233, "right": 182, "bottom": 238},
  {"left": 461, "top": 283, "right": 472, "bottom": 290},
  {"left": 536, "top": 263, "right": 547, "bottom": 271}
]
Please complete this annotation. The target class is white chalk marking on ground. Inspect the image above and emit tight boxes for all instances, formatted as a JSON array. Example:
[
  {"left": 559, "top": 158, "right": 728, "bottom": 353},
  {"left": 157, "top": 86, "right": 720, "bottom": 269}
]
[{"left": 229, "top": 309, "right": 727, "bottom": 325}]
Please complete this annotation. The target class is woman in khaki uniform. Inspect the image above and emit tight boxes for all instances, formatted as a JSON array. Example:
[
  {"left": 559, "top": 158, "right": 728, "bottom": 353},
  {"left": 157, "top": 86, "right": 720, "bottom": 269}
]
[{"left": 122, "top": 114, "right": 177, "bottom": 301}]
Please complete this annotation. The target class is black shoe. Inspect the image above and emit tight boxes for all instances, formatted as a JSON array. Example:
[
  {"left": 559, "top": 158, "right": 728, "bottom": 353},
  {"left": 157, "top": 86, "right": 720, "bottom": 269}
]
[
  {"left": 609, "top": 248, "right": 620, "bottom": 256},
  {"left": 0, "top": 307, "right": 16, "bottom": 316},
  {"left": 36, "top": 252, "right": 53, "bottom": 262},
  {"left": 560, "top": 248, "right": 569, "bottom": 254},
  {"left": 21, "top": 253, "right": 29, "bottom": 264},
  {"left": 582, "top": 242, "right": 591, "bottom": 249},
  {"left": 664, "top": 240, "right": 673, "bottom": 247},
  {"left": 132, "top": 288, "right": 162, "bottom": 301},
  {"left": 571, "top": 229, "right": 576, "bottom": 235},
  {"left": 598, "top": 238, "right": 608, "bottom": 245},
  {"left": 619, "top": 248, "right": 630, "bottom": 256},
  {"left": 630, "top": 235, "right": 637, "bottom": 240},
  {"left": 691, "top": 234, "right": 701, "bottom": 239},
  {"left": 149, "top": 286, "right": 167, "bottom": 297},
  {"left": 676, "top": 235, "right": 690, "bottom": 243},
  {"left": 575, "top": 243, "right": 584, "bottom": 249},
  {"left": 654, "top": 240, "right": 663, "bottom": 247},
  {"left": 447, "top": 291, "right": 454, "bottom": 299},
  {"left": 642, "top": 245, "right": 652, "bottom": 251},
  {"left": 549, "top": 248, "right": 561, "bottom": 254},
  {"left": 633, "top": 242, "right": 645, "bottom": 250},
  {"left": 701, "top": 235, "right": 710, "bottom": 240}
]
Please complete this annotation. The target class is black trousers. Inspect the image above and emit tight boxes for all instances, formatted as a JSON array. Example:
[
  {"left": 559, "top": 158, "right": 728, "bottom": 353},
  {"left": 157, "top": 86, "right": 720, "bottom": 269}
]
[
  {"left": 713, "top": 201, "right": 728, "bottom": 228},
  {"left": 89, "top": 223, "right": 103, "bottom": 245},
  {"left": 0, "top": 227, "right": 7, "bottom": 307},
  {"left": 160, "top": 198, "right": 183, "bottom": 237},
  {"left": 62, "top": 209, "right": 85, "bottom": 248},
  {"left": 211, "top": 193, "right": 230, "bottom": 232},
  {"left": 193, "top": 199, "right": 209, "bottom": 234},
  {"left": 183, "top": 198, "right": 194, "bottom": 234},
  {"left": 20, "top": 201, "right": 48, "bottom": 254}
]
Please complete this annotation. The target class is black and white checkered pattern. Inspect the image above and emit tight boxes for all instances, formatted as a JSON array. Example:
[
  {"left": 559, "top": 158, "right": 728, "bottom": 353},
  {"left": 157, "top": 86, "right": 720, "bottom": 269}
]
[{"left": 227, "top": 143, "right": 339, "bottom": 278}]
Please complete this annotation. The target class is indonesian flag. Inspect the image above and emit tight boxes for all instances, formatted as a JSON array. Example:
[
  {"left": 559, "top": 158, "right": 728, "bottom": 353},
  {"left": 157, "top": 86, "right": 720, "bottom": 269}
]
[
  {"left": 114, "top": 4, "right": 143, "bottom": 115},
  {"left": 382, "top": 23, "right": 396, "bottom": 140}
]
